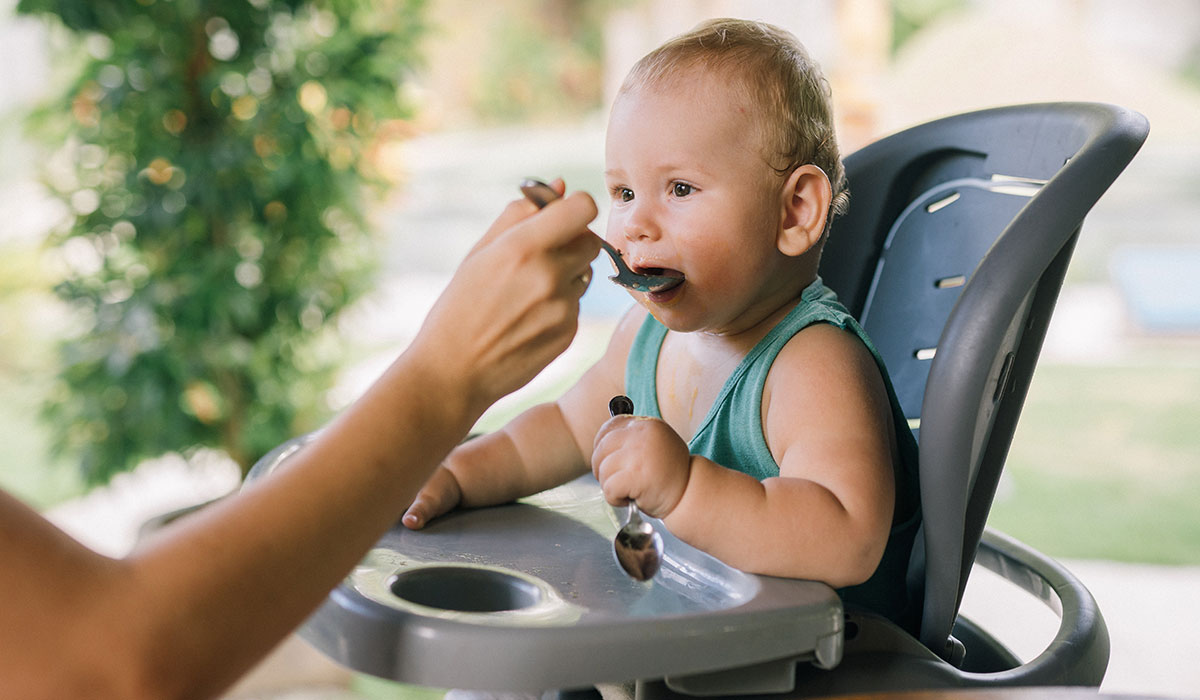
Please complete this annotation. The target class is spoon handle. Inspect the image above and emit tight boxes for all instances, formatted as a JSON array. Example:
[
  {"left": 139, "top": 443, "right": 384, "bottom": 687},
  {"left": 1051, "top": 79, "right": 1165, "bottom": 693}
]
[
  {"left": 608, "top": 394, "right": 635, "bottom": 418},
  {"left": 519, "top": 177, "right": 558, "bottom": 208},
  {"left": 607, "top": 394, "right": 642, "bottom": 516}
]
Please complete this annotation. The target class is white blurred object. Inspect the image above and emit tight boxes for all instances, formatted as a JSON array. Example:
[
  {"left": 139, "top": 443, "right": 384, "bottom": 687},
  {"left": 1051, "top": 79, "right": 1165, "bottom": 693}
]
[
  {"left": 45, "top": 450, "right": 241, "bottom": 557},
  {"left": 1040, "top": 284, "right": 1130, "bottom": 363}
]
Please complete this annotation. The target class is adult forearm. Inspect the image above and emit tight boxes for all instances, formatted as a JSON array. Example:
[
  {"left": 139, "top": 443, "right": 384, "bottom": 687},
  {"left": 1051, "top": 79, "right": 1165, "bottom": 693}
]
[
  {"left": 123, "top": 350, "right": 482, "bottom": 698},
  {"left": 0, "top": 350, "right": 476, "bottom": 700}
]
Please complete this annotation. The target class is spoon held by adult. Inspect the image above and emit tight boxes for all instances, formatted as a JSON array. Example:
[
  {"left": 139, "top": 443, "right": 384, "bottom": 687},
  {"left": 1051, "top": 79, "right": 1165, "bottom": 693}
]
[{"left": 519, "top": 178, "right": 684, "bottom": 295}]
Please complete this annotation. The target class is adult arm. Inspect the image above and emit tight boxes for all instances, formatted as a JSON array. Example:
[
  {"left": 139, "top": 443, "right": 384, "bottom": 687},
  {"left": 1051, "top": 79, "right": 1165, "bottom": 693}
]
[{"left": 0, "top": 190, "right": 599, "bottom": 700}]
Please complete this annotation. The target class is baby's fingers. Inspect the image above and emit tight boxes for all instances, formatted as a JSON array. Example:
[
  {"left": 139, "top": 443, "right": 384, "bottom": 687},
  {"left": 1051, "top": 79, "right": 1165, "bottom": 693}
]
[
  {"left": 595, "top": 459, "right": 638, "bottom": 508},
  {"left": 591, "top": 415, "right": 636, "bottom": 479},
  {"left": 400, "top": 493, "right": 438, "bottom": 530},
  {"left": 401, "top": 468, "right": 462, "bottom": 530},
  {"left": 472, "top": 184, "right": 595, "bottom": 257}
]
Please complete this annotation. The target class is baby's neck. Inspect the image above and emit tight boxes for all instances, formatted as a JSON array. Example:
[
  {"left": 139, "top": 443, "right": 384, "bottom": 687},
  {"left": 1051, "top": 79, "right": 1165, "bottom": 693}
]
[
  {"left": 693, "top": 272, "right": 817, "bottom": 352},
  {"left": 655, "top": 274, "right": 817, "bottom": 440}
]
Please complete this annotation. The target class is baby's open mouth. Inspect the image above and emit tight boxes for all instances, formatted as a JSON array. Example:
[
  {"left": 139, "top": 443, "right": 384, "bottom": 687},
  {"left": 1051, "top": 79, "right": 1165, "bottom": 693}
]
[{"left": 633, "top": 265, "right": 685, "bottom": 293}]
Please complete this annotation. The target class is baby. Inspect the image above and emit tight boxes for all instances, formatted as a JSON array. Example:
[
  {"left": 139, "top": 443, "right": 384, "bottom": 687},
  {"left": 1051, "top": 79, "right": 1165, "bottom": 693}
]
[{"left": 404, "top": 18, "right": 921, "bottom": 631}]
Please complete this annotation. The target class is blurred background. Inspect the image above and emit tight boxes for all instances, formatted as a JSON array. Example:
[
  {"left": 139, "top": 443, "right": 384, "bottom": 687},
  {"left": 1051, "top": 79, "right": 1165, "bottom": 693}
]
[{"left": 1, "top": 0, "right": 1197, "bottom": 698}]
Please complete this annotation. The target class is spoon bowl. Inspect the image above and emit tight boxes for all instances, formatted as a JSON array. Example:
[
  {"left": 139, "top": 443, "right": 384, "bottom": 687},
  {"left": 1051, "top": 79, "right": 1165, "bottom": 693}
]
[{"left": 613, "top": 502, "right": 664, "bottom": 581}]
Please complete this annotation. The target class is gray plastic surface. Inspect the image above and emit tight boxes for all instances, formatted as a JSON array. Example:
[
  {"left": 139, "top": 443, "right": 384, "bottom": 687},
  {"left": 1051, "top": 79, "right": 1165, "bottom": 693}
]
[{"left": 247, "top": 434, "right": 843, "bottom": 693}]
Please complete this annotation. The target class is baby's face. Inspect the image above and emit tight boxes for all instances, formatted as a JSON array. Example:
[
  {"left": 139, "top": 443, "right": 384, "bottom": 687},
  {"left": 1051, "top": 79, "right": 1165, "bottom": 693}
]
[{"left": 604, "top": 74, "right": 792, "bottom": 336}]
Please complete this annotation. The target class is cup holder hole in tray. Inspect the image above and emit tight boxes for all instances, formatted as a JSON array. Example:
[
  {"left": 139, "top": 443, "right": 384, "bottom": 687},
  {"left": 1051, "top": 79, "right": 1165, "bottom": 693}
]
[{"left": 389, "top": 566, "right": 545, "bottom": 613}]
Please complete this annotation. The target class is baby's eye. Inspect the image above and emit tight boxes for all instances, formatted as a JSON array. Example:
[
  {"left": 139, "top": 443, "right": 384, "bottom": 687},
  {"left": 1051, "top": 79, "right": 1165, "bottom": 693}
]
[
  {"left": 672, "top": 182, "right": 694, "bottom": 198},
  {"left": 613, "top": 187, "right": 634, "bottom": 203}
]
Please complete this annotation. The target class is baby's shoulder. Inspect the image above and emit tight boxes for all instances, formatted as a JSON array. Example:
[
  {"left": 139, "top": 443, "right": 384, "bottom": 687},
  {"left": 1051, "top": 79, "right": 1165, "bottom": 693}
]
[
  {"left": 767, "top": 321, "right": 880, "bottom": 394},
  {"left": 761, "top": 322, "right": 892, "bottom": 457}
]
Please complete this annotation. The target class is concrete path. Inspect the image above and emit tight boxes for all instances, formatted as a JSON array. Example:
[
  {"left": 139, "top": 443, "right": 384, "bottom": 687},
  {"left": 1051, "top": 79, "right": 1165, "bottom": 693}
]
[{"left": 962, "top": 559, "right": 1200, "bottom": 699}]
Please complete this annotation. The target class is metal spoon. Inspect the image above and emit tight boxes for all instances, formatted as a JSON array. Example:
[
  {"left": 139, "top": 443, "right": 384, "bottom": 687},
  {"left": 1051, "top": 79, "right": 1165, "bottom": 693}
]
[
  {"left": 519, "top": 178, "right": 684, "bottom": 294},
  {"left": 606, "top": 395, "right": 664, "bottom": 581}
]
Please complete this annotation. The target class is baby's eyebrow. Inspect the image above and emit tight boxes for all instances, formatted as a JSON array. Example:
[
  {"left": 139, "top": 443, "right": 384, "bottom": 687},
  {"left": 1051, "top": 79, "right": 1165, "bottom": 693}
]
[{"left": 604, "top": 163, "right": 694, "bottom": 179}]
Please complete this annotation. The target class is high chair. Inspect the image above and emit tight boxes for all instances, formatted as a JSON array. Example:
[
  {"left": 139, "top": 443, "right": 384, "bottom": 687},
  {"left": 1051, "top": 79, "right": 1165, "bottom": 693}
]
[
  {"left": 790, "top": 100, "right": 1150, "bottom": 694},
  {"left": 247, "top": 102, "right": 1148, "bottom": 697}
]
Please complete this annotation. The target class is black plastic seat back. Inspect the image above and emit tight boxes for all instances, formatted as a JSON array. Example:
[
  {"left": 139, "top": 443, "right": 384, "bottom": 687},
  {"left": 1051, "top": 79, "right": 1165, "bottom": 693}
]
[
  {"left": 821, "top": 103, "right": 1149, "bottom": 660},
  {"left": 856, "top": 175, "right": 1038, "bottom": 441}
]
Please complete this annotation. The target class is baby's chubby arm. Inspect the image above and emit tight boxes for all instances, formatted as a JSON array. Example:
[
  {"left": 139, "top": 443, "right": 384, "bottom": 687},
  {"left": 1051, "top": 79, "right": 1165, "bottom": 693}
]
[
  {"left": 592, "top": 323, "right": 897, "bottom": 587},
  {"left": 403, "top": 305, "right": 649, "bottom": 529},
  {"left": 400, "top": 402, "right": 582, "bottom": 529}
]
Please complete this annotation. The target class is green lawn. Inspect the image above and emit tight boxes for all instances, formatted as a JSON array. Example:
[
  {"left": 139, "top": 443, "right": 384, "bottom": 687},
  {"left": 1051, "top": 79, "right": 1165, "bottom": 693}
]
[
  {"left": 987, "top": 357, "right": 1200, "bottom": 565},
  {"left": 351, "top": 676, "right": 447, "bottom": 700}
]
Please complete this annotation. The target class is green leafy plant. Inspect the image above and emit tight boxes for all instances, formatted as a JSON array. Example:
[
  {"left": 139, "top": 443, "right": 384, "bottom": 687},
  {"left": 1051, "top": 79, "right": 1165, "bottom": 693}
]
[{"left": 18, "top": 0, "right": 426, "bottom": 484}]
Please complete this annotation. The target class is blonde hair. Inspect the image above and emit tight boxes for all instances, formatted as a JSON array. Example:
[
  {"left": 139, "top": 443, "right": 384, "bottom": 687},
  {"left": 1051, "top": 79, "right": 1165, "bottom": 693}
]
[{"left": 617, "top": 18, "right": 849, "bottom": 220}]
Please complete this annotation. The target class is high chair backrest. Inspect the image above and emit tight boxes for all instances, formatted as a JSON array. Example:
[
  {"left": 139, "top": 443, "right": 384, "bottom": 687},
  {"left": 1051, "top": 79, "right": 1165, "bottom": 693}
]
[{"left": 820, "top": 102, "right": 1149, "bottom": 659}]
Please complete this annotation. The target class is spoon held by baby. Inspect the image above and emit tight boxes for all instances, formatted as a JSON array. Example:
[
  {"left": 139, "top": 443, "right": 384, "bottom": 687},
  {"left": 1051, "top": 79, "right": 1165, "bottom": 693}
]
[{"left": 606, "top": 394, "right": 665, "bottom": 581}]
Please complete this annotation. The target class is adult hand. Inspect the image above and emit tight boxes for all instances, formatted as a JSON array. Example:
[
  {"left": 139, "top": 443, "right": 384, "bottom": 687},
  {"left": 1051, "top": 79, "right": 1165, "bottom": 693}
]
[
  {"left": 409, "top": 181, "right": 600, "bottom": 416},
  {"left": 592, "top": 415, "right": 692, "bottom": 519}
]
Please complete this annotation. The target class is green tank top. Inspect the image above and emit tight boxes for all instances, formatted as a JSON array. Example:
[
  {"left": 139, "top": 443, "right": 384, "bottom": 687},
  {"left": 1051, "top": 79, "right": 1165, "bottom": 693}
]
[{"left": 625, "top": 278, "right": 921, "bottom": 632}]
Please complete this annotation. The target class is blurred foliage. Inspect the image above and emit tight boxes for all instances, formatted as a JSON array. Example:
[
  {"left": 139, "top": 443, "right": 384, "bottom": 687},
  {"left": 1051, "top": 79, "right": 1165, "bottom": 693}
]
[
  {"left": 471, "top": 0, "right": 615, "bottom": 123},
  {"left": 891, "top": 0, "right": 965, "bottom": 55},
  {"left": 16, "top": 0, "right": 427, "bottom": 484},
  {"left": 1183, "top": 42, "right": 1200, "bottom": 89}
]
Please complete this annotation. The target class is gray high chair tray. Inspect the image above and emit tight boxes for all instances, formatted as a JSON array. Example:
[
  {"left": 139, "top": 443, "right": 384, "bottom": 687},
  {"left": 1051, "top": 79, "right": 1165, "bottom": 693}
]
[{"left": 248, "top": 435, "right": 844, "bottom": 694}]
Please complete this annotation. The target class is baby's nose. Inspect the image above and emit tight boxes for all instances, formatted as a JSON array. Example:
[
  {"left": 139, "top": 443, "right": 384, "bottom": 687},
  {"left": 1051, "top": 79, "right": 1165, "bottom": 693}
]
[{"left": 622, "top": 204, "right": 661, "bottom": 242}]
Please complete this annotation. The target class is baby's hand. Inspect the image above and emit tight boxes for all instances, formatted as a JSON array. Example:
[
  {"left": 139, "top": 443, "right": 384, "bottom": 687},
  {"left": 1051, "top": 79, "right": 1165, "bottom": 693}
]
[
  {"left": 402, "top": 465, "right": 462, "bottom": 529},
  {"left": 591, "top": 415, "right": 691, "bottom": 519}
]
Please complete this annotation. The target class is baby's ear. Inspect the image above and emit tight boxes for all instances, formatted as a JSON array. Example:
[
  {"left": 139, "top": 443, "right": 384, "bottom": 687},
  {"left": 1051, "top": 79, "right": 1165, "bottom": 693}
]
[{"left": 777, "top": 164, "right": 832, "bottom": 257}]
